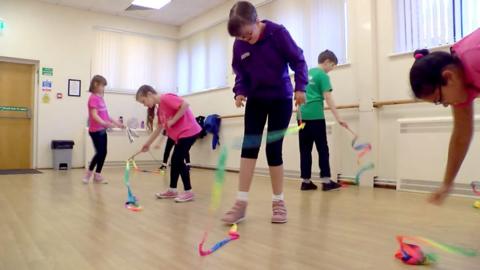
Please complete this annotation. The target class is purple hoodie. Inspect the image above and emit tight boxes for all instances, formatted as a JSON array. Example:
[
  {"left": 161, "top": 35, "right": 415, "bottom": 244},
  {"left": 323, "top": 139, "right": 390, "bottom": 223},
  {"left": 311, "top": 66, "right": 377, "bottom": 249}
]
[{"left": 232, "top": 20, "right": 308, "bottom": 99}]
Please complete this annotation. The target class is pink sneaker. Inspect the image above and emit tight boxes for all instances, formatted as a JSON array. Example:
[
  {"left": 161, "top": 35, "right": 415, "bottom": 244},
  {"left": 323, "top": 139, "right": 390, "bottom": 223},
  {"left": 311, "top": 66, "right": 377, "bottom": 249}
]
[
  {"left": 221, "top": 200, "right": 247, "bottom": 224},
  {"left": 93, "top": 173, "right": 108, "bottom": 184},
  {"left": 83, "top": 170, "right": 93, "bottom": 184},
  {"left": 271, "top": 200, "right": 287, "bottom": 224},
  {"left": 155, "top": 189, "right": 178, "bottom": 199},
  {"left": 174, "top": 191, "right": 195, "bottom": 203}
]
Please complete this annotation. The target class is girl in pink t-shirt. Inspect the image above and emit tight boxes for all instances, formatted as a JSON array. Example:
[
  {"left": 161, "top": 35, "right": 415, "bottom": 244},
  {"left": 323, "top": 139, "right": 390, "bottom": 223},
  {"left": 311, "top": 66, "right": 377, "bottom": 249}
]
[
  {"left": 136, "top": 85, "right": 201, "bottom": 203},
  {"left": 409, "top": 28, "right": 480, "bottom": 204},
  {"left": 83, "top": 75, "right": 124, "bottom": 184}
]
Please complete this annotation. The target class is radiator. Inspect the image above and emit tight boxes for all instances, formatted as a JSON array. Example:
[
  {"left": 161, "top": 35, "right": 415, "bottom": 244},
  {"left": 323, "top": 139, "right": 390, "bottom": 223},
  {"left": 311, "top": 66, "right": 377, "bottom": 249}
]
[{"left": 396, "top": 116, "right": 480, "bottom": 197}]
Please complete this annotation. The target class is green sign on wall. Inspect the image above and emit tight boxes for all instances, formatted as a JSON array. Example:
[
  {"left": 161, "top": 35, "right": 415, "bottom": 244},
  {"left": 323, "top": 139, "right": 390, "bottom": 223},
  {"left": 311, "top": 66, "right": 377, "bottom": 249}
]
[
  {"left": 42, "top": 67, "right": 53, "bottom": 76},
  {"left": 0, "top": 106, "right": 29, "bottom": 112}
]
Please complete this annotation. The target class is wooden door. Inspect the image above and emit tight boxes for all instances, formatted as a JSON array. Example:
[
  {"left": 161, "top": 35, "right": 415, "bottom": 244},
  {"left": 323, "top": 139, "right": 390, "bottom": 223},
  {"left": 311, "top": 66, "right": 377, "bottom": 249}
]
[{"left": 0, "top": 61, "right": 34, "bottom": 169}]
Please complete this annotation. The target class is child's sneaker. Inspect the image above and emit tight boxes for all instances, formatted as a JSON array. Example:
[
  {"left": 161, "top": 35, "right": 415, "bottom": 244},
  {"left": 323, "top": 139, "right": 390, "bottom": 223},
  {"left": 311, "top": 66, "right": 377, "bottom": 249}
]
[
  {"left": 221, "top": 200, "right": 247, "bottom": 224},
  {"left": 159, "top": 163, "right": 167, "bottom": 171},
  {"left": 322, "top": 180, "right": 342, "bottom": 191},
  {"left": 155, "top": 189, "right": 178, "bottom": 199},
  {"left": 82, "top": 170, "right": 93, "bottom": 184},
  {"left": 271, "top": 200, "right": 288, "bottom": 224},
  {"left": 301, "top": 181, "right": 318, "bottom": 190},
  {"left": 93, "top": 173, "right": 108, "bottom": 184},
  {"left": 174, "top": 191, "right": 195, "bottom": 203}
]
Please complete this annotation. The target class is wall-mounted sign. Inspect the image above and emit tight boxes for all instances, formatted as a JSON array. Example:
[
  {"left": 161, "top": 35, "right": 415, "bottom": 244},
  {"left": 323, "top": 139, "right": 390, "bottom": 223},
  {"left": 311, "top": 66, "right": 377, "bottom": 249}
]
[
  {"left": 42, "top": 80, "right": 52, "bottom": 92},
  {"left": 42, "top": 67, "right": 53, "bottom": 76},
  {"left": 0, "top": 106, "right": 28, "bottom": 112},
  {"left": 42, "top": 93, "right": 50, "bottom": 104}
]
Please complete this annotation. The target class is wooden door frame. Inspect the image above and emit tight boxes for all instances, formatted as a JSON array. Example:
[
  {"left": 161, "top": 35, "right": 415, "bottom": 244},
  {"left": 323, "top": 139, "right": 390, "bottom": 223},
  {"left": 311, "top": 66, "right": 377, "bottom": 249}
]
[{"left": 0, "top": 56, "right": 39, "bottom": 169}]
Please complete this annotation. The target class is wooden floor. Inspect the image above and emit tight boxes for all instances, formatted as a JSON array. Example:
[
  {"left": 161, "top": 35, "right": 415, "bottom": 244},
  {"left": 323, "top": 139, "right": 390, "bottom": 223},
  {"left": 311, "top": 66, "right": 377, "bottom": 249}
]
[{"left": 0, "top": 168, "right": 479, "bottom": 270}]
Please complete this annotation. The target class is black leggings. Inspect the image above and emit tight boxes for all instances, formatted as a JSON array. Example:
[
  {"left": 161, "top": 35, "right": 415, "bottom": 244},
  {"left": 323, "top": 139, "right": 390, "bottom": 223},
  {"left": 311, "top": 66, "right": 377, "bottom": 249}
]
[
  {"left": 89, "top": 130, "right": 108, "bottom": 173},
  {"left": 241, "top": 98, "right": 292, "bottom": 166},
  {"left": 170, "top": 134, "right": 198, "bottom": 190},
  {"left": 163, "top": 137, "right": 190, "bottom": 164},
  {"left": 299, "top": 120, "right": 331, "bottom": 179}
]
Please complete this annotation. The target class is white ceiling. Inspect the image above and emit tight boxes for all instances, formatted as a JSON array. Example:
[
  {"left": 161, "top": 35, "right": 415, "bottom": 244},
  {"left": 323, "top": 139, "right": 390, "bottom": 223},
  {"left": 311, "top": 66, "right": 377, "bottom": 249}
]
[{"left": 38, "top": 0, "right": 231, "bottom": 26}]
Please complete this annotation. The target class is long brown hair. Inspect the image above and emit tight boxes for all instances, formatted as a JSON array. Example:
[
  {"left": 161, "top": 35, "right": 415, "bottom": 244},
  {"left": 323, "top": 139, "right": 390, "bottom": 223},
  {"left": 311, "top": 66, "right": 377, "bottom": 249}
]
[
  {"left": 136, "top": 84, "right": 157, "bottom": 131},
  {"left": 89, "top": 75, "right": 107, "bottom": 93}
]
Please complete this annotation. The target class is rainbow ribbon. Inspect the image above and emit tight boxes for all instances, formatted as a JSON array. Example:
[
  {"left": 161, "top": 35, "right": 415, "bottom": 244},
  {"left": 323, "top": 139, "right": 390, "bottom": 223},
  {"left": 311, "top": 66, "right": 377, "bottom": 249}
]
[
  {"left": 234, "top": 123, "right": 306, "bottom": 149},
  {"left": 351, "top": 136, "right": 374, "bottom": 184},
  {"left": 124, "top": 159, "right": 143, "bottom": 212},
  {"left": 198, "top": 147, "right": 240, "bottom": 256},
  {"left": 396, "top": 236, "right": 477, "bottom": 265},
  {"left": 199, "top": 224, "right": 240, "bottom": 256}
]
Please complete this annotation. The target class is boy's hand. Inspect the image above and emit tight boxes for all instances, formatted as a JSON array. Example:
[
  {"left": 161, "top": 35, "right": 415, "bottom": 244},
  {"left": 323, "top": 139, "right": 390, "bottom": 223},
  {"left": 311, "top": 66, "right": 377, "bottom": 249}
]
[
  {"left": 294, "top": 91, "right": 306, "bottom": 106},
  {"left": 338, "top": 120, "right": 348, "bottom": 129}
]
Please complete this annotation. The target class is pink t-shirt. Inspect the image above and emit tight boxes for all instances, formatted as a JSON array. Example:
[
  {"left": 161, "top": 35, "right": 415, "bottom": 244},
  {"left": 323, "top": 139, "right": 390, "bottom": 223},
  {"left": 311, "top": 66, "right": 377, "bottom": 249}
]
[
  {"left": 88, "top": 94, "right": 110, "bottom": 132},
  {"left": 157, "top": 93, "right": 201, "bottom": 142},
  {"left": 452, "top": 28, "right": 480, "bottom": 106}
]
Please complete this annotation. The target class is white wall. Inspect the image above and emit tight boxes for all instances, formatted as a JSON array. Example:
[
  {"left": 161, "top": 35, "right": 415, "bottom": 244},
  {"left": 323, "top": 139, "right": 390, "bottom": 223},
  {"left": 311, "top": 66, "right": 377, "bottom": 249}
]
[
  {"left": 0, "top": 0, "right": 178, "bottom": 168},
  {"left": 181, "top": 0, "right": 480, "bottom": 185},
  {"left": 2, "top": 0, "right": 477, "bottom": 185}
]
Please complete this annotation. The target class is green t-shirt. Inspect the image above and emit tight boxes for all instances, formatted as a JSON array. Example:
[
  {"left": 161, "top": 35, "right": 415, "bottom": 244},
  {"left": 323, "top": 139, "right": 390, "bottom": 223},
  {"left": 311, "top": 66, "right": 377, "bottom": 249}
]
[{"left": 300, "top": 67, "right": 332, "bottom": 120}]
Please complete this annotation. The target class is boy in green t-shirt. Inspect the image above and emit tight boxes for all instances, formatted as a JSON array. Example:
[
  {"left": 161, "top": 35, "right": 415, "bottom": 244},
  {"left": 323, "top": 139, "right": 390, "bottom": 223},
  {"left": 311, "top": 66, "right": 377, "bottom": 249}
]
[{"left": 299, "top": 50, "right": 348, "bottom": 191}]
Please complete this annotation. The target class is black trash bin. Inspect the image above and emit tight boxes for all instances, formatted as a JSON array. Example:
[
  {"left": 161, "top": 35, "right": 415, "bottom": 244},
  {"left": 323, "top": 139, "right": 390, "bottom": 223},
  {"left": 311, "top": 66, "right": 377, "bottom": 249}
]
[{"left": 51, "top": 140, "right": 75, "bottom": 170}]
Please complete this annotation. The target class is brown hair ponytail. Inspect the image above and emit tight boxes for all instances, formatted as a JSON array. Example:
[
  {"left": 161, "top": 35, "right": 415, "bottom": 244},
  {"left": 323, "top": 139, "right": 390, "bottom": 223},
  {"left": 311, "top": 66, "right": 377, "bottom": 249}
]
[{"left": 136, "top": 84, "right": 158, "bottom": 131}]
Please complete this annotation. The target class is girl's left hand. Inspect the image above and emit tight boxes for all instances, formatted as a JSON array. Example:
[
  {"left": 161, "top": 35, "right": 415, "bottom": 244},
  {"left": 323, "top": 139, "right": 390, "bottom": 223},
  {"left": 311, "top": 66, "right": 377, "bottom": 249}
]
[{"left": 294, "top": 91, "right": 306, "bottom": 106}]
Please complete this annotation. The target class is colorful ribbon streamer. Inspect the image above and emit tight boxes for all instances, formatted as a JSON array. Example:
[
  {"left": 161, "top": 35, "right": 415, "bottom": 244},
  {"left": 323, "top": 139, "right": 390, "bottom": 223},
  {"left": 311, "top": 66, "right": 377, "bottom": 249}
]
[
  {"left": 198, "top": 147, "right": 240, "bottom": 256},
  {"left": 199, "top": 224, "right": 240, "bottom": 256},
  {"left": 234, "top": 123, "right": 306, "bottom": 149},
  {"left": 395, "top": 236, "right": 477, "bottom": 265},
  {"left": 349, "top": 136, "right": 374, "bottom": 184},
  {"left": 124, "top": 159, "right": 143, "bottom": 212},
  {"left": 210, "top": 146, "right": 228, "bottom": 213}
]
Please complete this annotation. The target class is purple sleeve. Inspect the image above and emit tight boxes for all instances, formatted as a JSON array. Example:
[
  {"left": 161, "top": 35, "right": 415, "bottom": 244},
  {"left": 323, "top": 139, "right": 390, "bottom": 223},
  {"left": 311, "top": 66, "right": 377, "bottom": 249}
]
[
  {"left": 232, "top": 45, "right": 249, "bottom": 98},
  {"left": 275, "top": 28, "right": 308, "bottom": 92}
]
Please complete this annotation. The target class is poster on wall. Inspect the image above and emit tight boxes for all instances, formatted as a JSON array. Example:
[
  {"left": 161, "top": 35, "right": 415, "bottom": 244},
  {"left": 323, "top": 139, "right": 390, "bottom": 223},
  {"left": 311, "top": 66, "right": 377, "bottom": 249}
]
[
  {"left": 41, "top": 67, "right": 53, "bottom": 76},
  {"left": 42, "top": 93, "right": 50, "bottom": 104},
  {"left": 68, "top": 79, "right": 81, "bottom": 97},
  {"left": 41, "top": 80, "right": 52, "bottom": 92}
]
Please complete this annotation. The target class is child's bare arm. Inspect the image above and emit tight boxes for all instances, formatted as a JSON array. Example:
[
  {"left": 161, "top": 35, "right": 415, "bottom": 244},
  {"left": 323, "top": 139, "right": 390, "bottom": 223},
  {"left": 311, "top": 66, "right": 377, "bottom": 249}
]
[{"left": 429, "top": 103, "right": 474, "bottom": 204}]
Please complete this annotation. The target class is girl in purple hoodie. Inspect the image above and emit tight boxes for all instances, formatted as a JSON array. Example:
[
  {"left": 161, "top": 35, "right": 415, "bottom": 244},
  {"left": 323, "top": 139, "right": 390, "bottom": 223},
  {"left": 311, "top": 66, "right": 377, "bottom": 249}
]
[{"left": 222, "top": 1, "right": 308, "bottom": 224}]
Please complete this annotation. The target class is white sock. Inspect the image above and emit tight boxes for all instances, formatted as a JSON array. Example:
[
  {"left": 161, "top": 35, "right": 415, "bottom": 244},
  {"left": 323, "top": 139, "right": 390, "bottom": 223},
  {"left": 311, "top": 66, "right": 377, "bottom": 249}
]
[
  {"left": 169, "top": 188, "right": 178, "bottom": 192},
  {"left": 320, "top": 177, "right": 331, "bottom": 184},
  {"left": 272, "top": 193, "right": 284, "bottom": 201},
  {"left": 237, "top": 191, "right": 249, "bottom": 201},
  {"left": 302, "top": 179, "right": 311, "bottom": 183},
  {"left": 162, "top": 163, "right": 167, "bottom": 166},
  {"left": 185, "top": 189, "right": 192, "bottom": 193}
]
